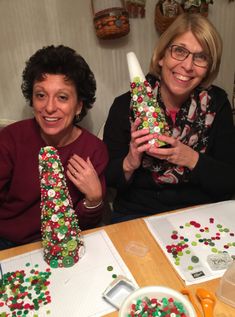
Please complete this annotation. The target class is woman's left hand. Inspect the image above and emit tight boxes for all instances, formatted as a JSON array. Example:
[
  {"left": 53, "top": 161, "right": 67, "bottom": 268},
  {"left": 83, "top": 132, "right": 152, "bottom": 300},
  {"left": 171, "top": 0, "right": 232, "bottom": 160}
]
[
  {"left": 146, "top": 134, "right": 199, "bottom": 170},
  {"left": 67, "top": 154, "right": 102, "bottom": 202}
]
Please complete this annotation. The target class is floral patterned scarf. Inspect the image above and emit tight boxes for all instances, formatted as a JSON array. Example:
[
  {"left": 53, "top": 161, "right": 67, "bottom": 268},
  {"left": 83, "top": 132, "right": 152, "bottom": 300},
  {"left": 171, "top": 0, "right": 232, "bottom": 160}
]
[{"left": 142, "top": 77, "right": 215, "bottom": 184}]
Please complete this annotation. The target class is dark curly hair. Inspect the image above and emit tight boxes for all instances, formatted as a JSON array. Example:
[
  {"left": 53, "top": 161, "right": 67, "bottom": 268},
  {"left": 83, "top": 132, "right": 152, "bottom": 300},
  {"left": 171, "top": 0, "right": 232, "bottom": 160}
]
[{"left": 21, "top": 45, "right": 96, "bottom": 123}]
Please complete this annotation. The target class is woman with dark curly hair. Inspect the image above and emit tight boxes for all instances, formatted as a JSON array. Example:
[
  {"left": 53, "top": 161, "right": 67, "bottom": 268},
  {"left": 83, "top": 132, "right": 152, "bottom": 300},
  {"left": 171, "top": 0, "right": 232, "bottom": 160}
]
[{"left": 0, "top": 45, "right": 108, "bottom": 249}]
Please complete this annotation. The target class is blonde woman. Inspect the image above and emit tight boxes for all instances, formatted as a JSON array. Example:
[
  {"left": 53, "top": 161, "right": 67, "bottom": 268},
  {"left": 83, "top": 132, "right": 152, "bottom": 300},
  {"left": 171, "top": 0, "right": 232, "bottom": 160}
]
[{"left": 104, "top": 13, "right": 235, "bottom": 223}]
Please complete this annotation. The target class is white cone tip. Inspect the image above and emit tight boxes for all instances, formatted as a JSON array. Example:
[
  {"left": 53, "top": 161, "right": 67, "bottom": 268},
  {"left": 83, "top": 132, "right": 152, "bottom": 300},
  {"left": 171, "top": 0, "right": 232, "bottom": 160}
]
[{"left": 126, "top": 51, "right": 145, "bottom": 82}]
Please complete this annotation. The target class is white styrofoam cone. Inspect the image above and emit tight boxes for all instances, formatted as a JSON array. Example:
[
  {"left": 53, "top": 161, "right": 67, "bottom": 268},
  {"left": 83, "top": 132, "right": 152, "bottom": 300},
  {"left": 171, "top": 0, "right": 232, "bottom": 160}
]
[{"left": 126, "top": 52, "right": 145, "bottom": 82}]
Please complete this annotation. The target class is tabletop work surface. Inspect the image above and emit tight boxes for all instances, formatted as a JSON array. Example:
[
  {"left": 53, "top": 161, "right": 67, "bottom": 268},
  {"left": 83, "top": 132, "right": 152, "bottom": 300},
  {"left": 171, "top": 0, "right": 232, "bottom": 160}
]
[{"left": 0, "top": 213, "right": 234, "bottom": 317}]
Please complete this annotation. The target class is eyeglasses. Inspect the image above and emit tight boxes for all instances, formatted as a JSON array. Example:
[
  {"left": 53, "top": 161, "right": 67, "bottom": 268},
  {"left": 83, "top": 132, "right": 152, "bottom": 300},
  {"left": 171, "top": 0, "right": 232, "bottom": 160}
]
[{"left": 169, "top": 45, "right": 210, "bottom": 68}]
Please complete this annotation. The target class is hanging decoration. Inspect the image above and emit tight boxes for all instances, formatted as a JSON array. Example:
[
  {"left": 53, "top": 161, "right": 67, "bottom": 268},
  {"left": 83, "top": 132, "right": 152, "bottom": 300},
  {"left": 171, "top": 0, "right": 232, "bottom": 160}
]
[
  {"left": 125, "top": 0, "right": 146, "bottom": 18},
  {"left": 155, "top": 1, "right": 184, "bottom": 34},
  {"left": 91, "top": 0, "right": 130, "bottom": 40},
  {"left": 181, "top": 0, "right": 213, "bottom": 16},
  {"left": 155, "top": 0, "right": 214, "bottom": 35}
]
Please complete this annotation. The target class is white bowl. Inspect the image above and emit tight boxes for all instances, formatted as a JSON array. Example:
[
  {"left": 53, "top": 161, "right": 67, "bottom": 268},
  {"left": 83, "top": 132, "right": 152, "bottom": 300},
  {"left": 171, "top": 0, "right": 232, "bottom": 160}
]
[{"left": 119, "top": 286, "right": 197, "bottom": 317}]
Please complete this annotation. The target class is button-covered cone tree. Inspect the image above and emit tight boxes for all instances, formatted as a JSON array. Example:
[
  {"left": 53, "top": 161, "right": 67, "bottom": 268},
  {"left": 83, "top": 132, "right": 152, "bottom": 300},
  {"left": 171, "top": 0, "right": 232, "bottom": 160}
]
[
  {"left": 39, "top": 146, "right": 85, "bottom": 268},
  {"left": 127, "top": 51, "right": 170, "bottom": 147}
]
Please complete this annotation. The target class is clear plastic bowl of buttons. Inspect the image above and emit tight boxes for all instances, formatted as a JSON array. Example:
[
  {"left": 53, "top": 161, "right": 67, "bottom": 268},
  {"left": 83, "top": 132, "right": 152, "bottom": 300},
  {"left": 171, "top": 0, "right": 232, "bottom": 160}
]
[
  {"left": 216, "top": 260, "right": 235, "bottom": 308},
  {"left": 118, "top": 286, "right": 197, "bottom": 317}
]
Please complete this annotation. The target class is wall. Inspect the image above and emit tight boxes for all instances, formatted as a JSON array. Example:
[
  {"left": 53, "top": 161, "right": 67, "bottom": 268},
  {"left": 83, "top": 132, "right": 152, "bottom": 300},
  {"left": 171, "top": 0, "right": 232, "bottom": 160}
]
[{"left": 0, "top": 0, "right": 234, "bottom": 134}]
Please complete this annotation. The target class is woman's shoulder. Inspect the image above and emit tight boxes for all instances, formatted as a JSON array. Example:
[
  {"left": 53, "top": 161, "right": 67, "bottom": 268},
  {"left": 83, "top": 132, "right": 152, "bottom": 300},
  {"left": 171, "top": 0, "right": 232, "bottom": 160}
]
[
  {"left": 3, "top": 118, "right": 35, "bottom": 129},
  {"left": 107, "top": 91, "right": 131, "bottom": 123},
  {"left": 112, "top": 90, "right": 131, "bottom": 107},
  {"left": 208, "top": 85, "right": 231, "bottom": 113},
  {"left": 0, "top": 118, "right": 37, "bottom": 138},
  {"left": 208, "top": 85, "right": 228, "bottom": 100},
  {"left": 0, "top": 119, "right": 42, "bottom": 154}
]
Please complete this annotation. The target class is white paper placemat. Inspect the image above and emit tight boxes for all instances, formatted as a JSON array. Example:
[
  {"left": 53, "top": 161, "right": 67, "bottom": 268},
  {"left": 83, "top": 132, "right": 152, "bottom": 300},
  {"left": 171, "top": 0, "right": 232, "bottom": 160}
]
[
  {"left": 0, "top": 230, "right": 138, "bottom": 316},
  {"left": 144, "top": 201, "right": 235, "bottom": 285}
]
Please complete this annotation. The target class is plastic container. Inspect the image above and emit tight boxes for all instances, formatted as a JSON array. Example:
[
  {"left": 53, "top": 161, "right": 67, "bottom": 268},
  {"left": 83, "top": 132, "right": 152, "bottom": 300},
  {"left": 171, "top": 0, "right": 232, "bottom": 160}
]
[
  {"left": 103, "top": 275, "right": 137, "bottom": 309},
  {"left": 119, "top": 286, "right": 197, "bottom": 317},
  {"left": 216, "top": 260, "right": 235, "bottom": 308}
]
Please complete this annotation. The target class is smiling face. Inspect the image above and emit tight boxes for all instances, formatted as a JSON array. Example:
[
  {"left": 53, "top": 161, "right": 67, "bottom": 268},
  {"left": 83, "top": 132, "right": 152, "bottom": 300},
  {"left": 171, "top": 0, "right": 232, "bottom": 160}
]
[
  {"left": 159, "top": 31, "right": 208, "bottom": 108},
  {"left": 33, "top": 74, "right": 82, "bottom": 146}
]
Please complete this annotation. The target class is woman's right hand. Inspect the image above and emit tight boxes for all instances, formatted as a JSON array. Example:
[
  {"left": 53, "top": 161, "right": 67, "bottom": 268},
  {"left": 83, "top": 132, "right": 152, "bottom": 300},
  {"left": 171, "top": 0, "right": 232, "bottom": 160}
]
[{"left": 123, "top": 118, "right": 153, "bottom": 180}]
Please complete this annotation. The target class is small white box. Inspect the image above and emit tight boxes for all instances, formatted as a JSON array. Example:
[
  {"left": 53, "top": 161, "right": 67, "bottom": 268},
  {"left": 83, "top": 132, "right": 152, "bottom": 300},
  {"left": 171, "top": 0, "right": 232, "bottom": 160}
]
[{"left": 102, "top": 275, "right": 137, "bottom": 309}]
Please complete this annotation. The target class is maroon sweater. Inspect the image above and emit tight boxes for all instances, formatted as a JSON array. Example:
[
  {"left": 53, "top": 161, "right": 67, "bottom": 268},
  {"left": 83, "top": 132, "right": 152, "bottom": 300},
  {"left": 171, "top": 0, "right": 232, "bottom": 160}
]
[{"left": 0, "top": 119, "right": 108, "bottom": 244}]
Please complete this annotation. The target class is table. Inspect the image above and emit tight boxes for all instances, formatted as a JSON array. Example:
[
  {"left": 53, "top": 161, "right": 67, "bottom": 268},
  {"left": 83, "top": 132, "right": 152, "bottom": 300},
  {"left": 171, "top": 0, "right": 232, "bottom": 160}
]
[{"left": 0, "top": 217, "right": 234, "bottom": 317}]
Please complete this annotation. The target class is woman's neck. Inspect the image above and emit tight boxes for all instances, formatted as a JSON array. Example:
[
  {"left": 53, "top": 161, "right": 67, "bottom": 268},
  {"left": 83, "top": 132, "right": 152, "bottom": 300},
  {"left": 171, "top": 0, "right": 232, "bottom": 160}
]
[
  {"left": 160, "top": 83, "right": 190, "bottom": 111},
  {"left": 40, "top": 126, "right": 81, "bottom": 148}
]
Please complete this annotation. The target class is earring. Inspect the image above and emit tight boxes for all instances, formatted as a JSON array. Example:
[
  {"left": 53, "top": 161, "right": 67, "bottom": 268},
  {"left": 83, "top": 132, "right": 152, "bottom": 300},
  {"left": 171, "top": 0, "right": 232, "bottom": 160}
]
[{"left": 73, "top": 113, "right": 80, "bottom": 125}]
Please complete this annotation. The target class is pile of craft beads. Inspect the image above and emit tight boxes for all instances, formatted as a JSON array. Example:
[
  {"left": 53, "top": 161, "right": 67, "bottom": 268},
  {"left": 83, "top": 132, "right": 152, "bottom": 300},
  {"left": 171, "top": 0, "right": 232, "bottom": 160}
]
[
  {"left": 39, "top": 146, "right": 84, "bottom": 269},
  {"left": 130, "top": 76, "right": 170, "bottom": 147},
  {"left": 127, "top": 296, "right": 189, "bottom": 317}
]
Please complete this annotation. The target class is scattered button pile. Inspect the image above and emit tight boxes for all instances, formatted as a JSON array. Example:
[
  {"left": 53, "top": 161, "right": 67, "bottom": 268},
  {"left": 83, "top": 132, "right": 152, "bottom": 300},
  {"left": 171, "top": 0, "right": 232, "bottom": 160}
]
[
  {"left": 39, "top": 146, "right": 85, "bottom": 268},
  {"left": 127, "top": 296, "right": 189, "bottom": 317},
  {"left": 130, "top": 77, "right": 170, "bottom": 147},
  {"left": 166, "top": 217, "right": 235, "bottom": 271},
  {"left": 0, "top": 266, "right": 51, "bottom": 316}
]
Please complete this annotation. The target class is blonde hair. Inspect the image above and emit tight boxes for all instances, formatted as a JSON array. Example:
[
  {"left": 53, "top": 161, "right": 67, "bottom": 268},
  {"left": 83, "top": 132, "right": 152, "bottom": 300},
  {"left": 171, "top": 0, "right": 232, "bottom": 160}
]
[{"left": 149, "top": 13, "right": 222, "bottom": 88}]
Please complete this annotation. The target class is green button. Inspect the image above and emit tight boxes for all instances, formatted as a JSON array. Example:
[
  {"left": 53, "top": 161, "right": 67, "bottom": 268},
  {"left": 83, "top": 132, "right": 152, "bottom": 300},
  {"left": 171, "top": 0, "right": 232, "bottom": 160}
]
[
  {"left": 191, "top": 256, "right": 199, "bottom": 263},
  {"left": 62, "top": 248, "right": 69, "bottom": 257},
  {"left": 63, "top": 256, "right": 74, "bottom": 268},
  {"left": 67, "top": 239, "right": 78, "bottom": 251},
  {"left": 50, "top": 259, "right": 58, "bottom": 268},
  {"left": 59, "top": 225, "right": 68, "bottom": 235},
  {"left": 58, "top": 218, "right": 65, "bottom": 226}
]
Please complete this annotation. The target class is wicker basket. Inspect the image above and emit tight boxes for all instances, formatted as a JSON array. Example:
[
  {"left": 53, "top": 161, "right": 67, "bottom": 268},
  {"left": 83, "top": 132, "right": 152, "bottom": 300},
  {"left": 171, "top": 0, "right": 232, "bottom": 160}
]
[
  {"left": 155, "top": 2, "right": 184, "bottom": 35},
  {"left": 92, "top": 1, "right": 130, "bottom": 40}
]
